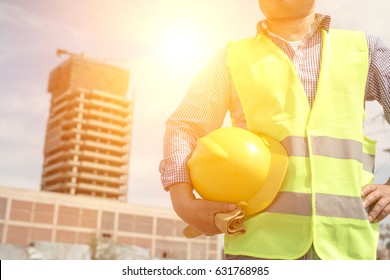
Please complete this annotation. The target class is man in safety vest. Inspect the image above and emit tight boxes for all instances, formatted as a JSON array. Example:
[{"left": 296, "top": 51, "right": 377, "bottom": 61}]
[{"left": 160, "top": 0, "right": 390, "bottom": 259}]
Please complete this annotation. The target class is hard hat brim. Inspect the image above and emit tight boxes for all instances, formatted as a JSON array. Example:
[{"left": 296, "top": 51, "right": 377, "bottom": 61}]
[{"left": 242, "top": 133, "right": 288, "bottom": 215}]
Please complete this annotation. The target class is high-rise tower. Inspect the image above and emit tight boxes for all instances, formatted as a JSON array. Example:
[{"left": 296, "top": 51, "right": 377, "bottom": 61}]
[{"left": 41, "top": 50, "right": 132, "bottom": 201}]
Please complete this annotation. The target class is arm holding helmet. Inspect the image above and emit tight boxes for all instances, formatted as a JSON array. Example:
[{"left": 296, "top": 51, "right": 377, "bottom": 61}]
[{"left": 169, "top": 182, "right": 237, "bottom": 235}]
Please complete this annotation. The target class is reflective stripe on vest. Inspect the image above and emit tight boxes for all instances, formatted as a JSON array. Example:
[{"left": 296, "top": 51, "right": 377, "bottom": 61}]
[
  {"left": 280, "top": 136, "right": 375, "bottom": 172},
  {"left": 224, "top": 29, "right": 379, "bottom": 260},
  {"left": 263, "top": 191, "right": 368, "bottom": 220}
]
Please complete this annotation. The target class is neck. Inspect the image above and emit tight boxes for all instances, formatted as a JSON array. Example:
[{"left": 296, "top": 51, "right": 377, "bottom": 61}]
[{"left": 266, "top": 13, "right": 316, "bottom": 42}]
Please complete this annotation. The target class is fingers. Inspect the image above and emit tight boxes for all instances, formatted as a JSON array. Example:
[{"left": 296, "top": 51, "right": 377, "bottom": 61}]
[
  {"left": 362, "top": 184, "right": 390, "bottom": 223},
  {"left": 205, "top": 200, "right": 237, "bottom": 213},
  {"left": 361, "top": 184, "right": 377, "bottom": 197},
  {"left": 373, "top": 203, "right": 390, "bottom": 222},
  {"left": 197, "top": 200, "right": 237, "bottom": 235},
  {"left": 366, "top": 197, "right": 390, "bottom": 222}
]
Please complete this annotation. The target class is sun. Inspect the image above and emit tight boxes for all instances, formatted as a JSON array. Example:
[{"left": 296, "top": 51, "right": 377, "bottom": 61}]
[
  {"left": 162, "top": 33, "right": 200, "bottom": 64},
  {"left": 156, "top": 21, "right": 207, "bottom": 68}
]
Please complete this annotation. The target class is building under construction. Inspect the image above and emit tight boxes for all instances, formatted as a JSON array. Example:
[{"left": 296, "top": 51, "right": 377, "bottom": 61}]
[{"left": 41, "top": 50, "right": 132, "bottom": 201}]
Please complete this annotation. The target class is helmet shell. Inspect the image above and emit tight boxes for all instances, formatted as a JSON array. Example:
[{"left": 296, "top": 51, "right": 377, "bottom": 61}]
[{"left": 188, "top": 127, "right": 288, "bottom": 215}]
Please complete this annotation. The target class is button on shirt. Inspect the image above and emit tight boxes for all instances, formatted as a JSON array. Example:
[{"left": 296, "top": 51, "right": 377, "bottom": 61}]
[{"left": 160, "top": 14, "right": 390, "bottom": 189}]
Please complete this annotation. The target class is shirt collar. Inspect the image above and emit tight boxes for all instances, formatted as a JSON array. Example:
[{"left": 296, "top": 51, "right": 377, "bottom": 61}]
[{"left": 256, "top": 14, "right": 331, "bottom": 36}]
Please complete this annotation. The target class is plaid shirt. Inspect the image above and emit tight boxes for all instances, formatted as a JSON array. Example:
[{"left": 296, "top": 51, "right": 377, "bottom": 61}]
[{"left": 160, "top": 14, "right": 390, "bottom": 189}]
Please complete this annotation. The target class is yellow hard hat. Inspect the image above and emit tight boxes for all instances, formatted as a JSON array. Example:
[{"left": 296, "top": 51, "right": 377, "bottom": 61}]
[{"left": 187, "top": 127, "right": 288, "bottom": 215}]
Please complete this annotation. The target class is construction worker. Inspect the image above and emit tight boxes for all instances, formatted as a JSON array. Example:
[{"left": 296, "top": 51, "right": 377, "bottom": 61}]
[{"left": 159, "top": 0, "right": 390, "bottom": 259}]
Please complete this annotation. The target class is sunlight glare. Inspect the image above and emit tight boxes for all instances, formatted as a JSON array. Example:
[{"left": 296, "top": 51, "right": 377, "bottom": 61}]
[{"left": 157, "top": 23, "right": 206, "bottom": 69}]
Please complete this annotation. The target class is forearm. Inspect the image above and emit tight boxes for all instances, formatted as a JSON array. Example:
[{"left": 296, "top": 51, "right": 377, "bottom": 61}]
[
  {"left": 168, "top": 182, "right": 236, "bottom": 235},
  {"left": 168, "top": 182, "right": 196, "bottom": 221}
]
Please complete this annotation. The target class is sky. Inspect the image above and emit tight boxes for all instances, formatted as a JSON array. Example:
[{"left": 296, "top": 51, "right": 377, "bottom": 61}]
[{"left": 0, "top": 0, "right": 389, "bottom": 210}]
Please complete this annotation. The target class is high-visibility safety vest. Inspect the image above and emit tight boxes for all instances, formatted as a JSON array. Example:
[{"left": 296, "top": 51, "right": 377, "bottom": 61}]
[{"left": 225, "top": 29, "right": 379, "bottom": 260}]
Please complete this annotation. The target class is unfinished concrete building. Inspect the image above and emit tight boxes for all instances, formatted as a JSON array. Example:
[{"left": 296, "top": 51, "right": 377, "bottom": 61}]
[{"left": 41, "top": 50, "right": 132, "bottom": 201}]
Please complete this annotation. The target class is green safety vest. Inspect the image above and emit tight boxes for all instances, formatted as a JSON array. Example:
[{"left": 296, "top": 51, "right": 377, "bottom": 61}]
[{"left": 225, "top": 29, "right": 379, "bottom": 260}]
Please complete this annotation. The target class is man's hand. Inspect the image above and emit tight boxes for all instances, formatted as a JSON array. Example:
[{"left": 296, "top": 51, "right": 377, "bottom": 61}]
[
  {"left": 361, "top": 183, "right": 390, "bottom": 223},
  {"left": 168, "top": 182, "right": 237, "bottom": 236}
]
